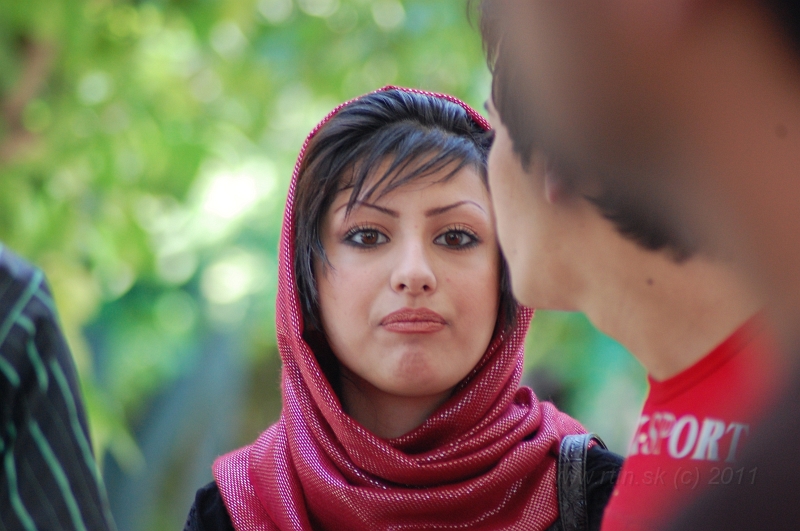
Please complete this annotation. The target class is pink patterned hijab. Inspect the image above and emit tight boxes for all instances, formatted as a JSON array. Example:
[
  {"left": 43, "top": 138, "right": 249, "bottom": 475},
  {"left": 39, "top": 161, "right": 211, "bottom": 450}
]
[{"left": 213, "top": 86, "right": 586, "bottom": 531}]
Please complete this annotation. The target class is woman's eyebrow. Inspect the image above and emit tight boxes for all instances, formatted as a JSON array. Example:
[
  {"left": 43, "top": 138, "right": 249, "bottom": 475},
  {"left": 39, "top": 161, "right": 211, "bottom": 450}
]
[
  {"left": 334, "top": 200, "right": 484, "bottom": 217},
  {"left": 425, "top": 200, "right": 486, "bottom": 217},
  {"left": 334, "top": 201, "right": 399, "bottom": 217}
]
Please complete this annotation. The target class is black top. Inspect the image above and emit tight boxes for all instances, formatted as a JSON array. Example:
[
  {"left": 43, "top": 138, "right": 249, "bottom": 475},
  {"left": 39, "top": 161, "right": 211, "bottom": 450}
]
[
  {"left": 184, "top": 481, "right": 235, "bottom": 531},
  {"left": 0, "top": 245, "right": 117, "bottom": 530},
  {"left": 184, "top": 445, "right": 623, "bottom": 531}
]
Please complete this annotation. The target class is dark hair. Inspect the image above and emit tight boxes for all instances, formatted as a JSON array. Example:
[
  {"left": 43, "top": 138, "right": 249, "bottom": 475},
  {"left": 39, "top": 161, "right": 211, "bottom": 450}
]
[
  {"left": 293, "top": 88, "right": 517, "bottom": 333},
  {"left": 767, "top": 1, "right": 800, "bottom": 57},
  {"left": 475, "top": 0, "right": 537, "bottom": 169},
  {"left": 476, "top": 0, "right": 694, "bottom": 260}
]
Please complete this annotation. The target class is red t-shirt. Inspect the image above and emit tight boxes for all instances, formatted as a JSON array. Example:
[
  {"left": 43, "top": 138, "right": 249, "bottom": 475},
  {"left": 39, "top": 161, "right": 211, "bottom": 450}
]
[{"left": 600, "top": 317, "right": 781, "bottom": 531}]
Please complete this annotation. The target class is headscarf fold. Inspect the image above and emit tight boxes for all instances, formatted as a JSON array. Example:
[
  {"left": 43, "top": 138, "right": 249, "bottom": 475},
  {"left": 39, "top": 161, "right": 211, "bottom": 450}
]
[{"left": 214, "top": 86, "right": 586, "bottom": 531}]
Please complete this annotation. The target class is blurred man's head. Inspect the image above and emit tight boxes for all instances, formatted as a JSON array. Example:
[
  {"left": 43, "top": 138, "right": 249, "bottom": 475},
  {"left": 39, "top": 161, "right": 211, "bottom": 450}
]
[
  {"left": 479, "top": 0, "right": 800, "bottom": 342},
  {"left": 485, "top": 96, "right": 766, "bottom": 383},
  {"left": 485, "top": 97, "right": 692, "bottom": 311}
]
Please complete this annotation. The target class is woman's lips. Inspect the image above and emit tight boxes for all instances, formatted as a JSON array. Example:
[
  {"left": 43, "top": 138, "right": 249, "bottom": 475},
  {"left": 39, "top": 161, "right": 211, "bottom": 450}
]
[{"left": 380, "top": 308, "right": 447, "bottom": 333}]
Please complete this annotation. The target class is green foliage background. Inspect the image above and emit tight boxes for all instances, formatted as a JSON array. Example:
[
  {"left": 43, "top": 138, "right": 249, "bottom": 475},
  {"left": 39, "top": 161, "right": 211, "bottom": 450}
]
[{"left": 0, "top": 0, "right": 645, "bottom": 529}]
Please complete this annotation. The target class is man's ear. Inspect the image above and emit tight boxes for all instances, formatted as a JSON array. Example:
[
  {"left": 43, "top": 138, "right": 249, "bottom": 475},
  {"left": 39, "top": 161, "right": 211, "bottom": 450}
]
[{"left": 544, "top": 161, "right": 567, "bottom": 204}]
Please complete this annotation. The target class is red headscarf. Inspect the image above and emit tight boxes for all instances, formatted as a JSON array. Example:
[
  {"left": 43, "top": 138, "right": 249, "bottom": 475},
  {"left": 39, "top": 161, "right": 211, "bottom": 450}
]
[{"left": 213, "top": 86, "right": 586, "bottom": 531}]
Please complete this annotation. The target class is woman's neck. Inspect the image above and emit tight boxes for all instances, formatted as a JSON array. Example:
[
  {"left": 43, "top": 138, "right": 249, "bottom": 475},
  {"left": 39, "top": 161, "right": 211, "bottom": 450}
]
[
  {"left": 581, "top": 249, "right": 761, "bottom": 381},
  {"left": 339, "top": 369, "right": 452, "bottom": 439}
]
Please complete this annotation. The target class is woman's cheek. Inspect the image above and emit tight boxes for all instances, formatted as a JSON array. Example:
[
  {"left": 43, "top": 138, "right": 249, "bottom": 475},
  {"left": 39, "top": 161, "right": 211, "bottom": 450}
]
[{"left": 342, "top": 266, "right": 382, "bottom": 315}]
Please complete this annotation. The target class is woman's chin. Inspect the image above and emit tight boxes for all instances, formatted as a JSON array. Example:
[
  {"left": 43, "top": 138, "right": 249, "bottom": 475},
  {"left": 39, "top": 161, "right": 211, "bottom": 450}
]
[
  {"left": 385, "top": 379, "right": 450, "bottom": 398},
  {"left": 379, "top": 367, "right": 461, "bottom": 400}
]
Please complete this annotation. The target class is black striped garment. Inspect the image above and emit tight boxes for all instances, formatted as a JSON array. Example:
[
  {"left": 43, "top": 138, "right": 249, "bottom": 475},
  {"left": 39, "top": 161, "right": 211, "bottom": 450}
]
[{"left": 0, "top": 245, "right": 116, "bottom": 531}]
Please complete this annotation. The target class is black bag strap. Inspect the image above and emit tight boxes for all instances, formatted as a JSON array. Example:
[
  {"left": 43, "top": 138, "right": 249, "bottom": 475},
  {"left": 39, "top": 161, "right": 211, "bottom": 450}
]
[{"left": 557, "top": 433, "right": 608, "bottom": 531}]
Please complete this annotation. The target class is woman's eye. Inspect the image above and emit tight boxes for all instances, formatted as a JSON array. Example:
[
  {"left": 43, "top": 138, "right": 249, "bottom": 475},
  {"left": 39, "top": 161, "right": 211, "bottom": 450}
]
[
  {"left": 347, "top": 229, "right": 388, "bottom": 246},
  {"left": 434, "top": 230, "right": 477, "bottom": 248}
]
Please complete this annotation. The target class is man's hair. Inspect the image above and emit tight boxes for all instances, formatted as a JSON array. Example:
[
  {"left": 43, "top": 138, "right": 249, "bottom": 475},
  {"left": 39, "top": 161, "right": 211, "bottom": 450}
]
[
  {"left": 293, "top": 88, "right": 517, "bottom": 332},
  {"left": 476, "top": 0, "right": 695, "bottom": 259},
  {"left": 768, "top": 1, "right": 800, "bottom": 56},
  {"left": 474, "top": 0, "right": 536, "bottom": 169}
]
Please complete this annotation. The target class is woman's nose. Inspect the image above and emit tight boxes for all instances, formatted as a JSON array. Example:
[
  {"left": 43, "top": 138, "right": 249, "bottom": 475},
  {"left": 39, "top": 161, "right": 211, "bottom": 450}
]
[{"left": 390, "top": 239, "right": 437, "bottom": 295}]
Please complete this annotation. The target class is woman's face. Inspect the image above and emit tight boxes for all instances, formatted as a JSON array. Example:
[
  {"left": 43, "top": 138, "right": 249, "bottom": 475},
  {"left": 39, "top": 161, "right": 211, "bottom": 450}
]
[{"left": 316, "top": 163, "right": 500, "bottom": 403}]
